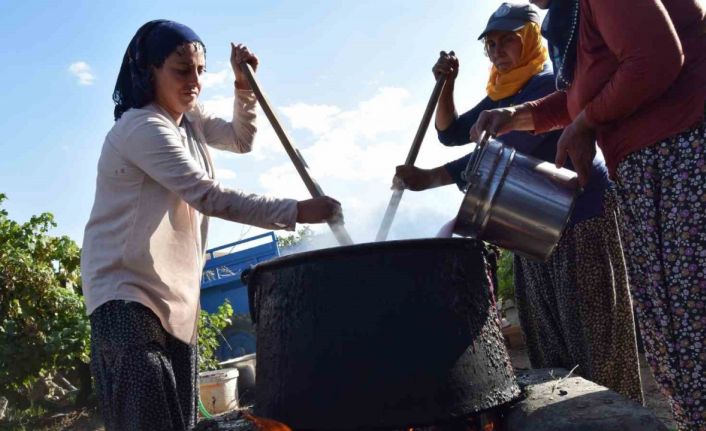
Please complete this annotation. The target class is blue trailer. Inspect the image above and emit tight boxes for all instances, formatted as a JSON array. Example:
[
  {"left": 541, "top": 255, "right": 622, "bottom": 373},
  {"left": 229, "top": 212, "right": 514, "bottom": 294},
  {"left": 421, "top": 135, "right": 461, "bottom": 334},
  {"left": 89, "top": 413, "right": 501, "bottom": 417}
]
[{"left": 200, "top": 232, "right": 280, "bottom": 360}]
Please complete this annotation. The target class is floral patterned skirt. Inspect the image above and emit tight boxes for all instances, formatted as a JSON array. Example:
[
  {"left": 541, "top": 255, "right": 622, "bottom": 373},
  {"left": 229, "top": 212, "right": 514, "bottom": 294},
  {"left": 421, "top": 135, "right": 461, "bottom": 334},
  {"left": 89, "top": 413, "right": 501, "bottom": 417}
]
[
  {"left": 616, "top": 115, "right": 706, "bottom": 431},
  {"left": 515, "top": 187, "right": 643, "bottom": 403},
  {"left": 90, "top": 300, "right": 198, "bottom": 431}
]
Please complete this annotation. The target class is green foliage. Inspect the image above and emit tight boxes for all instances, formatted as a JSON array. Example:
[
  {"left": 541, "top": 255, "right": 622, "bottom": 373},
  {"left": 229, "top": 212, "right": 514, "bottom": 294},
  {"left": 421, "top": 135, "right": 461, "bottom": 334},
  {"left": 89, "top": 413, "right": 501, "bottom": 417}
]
[
  {"left": 2, "top": 404, "right": 49, "bottom": 430},
  {"left": 276, "top": 225, "right": 313, "bottom": 248},
  {"left": 198, "top": 301, "right": 234, "bottom": 372},
  {"left": 0, "top": 192, "right": 249, "bottom": 423},
  {"left": 0, "top": 194, "right": 90, "bottom": 405},
  {"left": 496, "top": 249, "right": 515, "bottom": 303}
]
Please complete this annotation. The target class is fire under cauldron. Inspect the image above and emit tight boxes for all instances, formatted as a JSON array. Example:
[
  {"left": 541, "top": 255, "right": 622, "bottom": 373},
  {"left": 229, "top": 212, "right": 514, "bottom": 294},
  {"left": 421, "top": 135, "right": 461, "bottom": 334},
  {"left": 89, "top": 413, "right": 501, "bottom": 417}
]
[{"left": 244, "top": 238, "right": 520, "bottom": 430}]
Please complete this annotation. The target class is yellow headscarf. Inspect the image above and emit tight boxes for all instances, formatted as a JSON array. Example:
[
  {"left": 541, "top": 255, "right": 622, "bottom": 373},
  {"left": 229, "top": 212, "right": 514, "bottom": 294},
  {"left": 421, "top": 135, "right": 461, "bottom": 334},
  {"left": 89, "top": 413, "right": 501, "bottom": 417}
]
[{"left": 486, "top": 22, "right": 548, "bottom": 102}]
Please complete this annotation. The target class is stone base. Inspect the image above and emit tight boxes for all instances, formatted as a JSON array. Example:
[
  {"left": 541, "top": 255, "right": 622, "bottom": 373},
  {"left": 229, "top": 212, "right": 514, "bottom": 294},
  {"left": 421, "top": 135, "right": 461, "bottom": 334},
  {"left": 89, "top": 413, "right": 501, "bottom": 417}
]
[{"left": 503, "top": 369, "right": 668, "bottom": 431}]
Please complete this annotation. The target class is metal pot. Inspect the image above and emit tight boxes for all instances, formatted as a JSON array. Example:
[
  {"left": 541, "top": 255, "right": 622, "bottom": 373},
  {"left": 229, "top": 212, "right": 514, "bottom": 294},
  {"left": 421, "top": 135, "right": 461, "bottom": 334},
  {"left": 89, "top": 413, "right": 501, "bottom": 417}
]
[
  {"left": 245, "top": 238, "right": 520, "bottom": 430},
  {"left": 454, "top": 139, "right": 578, "bottom": 261}
]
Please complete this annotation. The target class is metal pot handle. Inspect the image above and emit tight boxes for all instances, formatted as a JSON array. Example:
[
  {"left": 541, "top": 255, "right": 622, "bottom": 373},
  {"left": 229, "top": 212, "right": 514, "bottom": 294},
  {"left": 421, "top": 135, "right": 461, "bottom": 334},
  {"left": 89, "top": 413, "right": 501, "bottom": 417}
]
[
  {"left": 461, "top": 131, "right": 492, "bottom": 191},
  {"left": 470, "top": 131, "right": 492, "bottom": 171}
]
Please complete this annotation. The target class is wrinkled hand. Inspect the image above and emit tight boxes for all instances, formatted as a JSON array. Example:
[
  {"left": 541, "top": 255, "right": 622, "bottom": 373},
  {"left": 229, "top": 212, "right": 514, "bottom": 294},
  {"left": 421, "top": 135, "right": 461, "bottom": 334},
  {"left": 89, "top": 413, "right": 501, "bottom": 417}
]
[
  {"left": 432, "top": 50, "right": 459, "bottom": 81},
  {"left": 297, "top": 196, "right": 343, "bottom": 224},
  {"left": 469, "top": 107, "right": 517, "bottom": 142},
  {"left": 392, "top": 165, "right": 433, "bottom": 191},
  {"left": 555, "top": 111, "right": 596, "bottom": 187},
  {"left": 231, "top": 43, "right": 259, "bottom": 90}
]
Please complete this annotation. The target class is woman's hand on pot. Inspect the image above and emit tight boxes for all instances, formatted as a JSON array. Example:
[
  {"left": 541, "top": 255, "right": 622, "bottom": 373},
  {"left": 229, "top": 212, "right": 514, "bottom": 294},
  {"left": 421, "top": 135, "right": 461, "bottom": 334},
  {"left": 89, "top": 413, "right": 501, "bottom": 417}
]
[
  {"left": 392, "top": 165, "right": 453, "bottom": 191},
  {"left": 469, "top": 107, "right": 516, "bottom": 142},
  {"left": 469, "top": 104, "right": 535, "bottom": 142},
  {"left": 297, "top": 196, "right": 343, "bottom": 224},
  {"left": 393, "top": 165, "right": 432, "bottom": 191},
  {"left": 231, "top": 43, "right": 259, "bottom": 90},
  {"left": 555, "top": 111, "right": 596, "bottom": 188},
  {"left": 433, "top": 50, "right": 459, "bottom": 81}
]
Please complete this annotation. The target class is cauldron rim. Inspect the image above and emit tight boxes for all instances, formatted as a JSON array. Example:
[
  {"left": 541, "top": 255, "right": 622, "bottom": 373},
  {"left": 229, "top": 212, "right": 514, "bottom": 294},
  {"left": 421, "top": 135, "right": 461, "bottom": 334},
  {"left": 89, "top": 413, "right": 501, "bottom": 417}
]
[{"left": 250, "top": 237, "right": 485, "bottom": 277}]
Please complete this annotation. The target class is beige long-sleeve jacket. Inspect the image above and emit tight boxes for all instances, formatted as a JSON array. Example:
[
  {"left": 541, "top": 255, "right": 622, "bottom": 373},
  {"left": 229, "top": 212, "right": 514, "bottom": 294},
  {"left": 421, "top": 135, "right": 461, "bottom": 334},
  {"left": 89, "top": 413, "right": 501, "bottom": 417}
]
[{"left": 81, "top": 89, "right": 297, "bottom": 344}]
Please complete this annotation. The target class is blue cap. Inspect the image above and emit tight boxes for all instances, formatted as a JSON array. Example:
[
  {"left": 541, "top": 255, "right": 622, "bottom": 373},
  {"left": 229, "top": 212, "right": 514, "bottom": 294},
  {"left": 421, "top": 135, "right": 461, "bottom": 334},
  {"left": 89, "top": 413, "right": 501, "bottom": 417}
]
[{"left": 478, "top": 2, "right": 541, "bottom": 40}]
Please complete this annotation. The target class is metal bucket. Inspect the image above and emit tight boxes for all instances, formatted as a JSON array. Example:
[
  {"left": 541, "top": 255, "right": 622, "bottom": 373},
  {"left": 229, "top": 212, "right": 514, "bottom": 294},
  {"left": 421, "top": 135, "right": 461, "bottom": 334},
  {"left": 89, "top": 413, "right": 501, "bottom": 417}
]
[
  {"left": 245, "top": 238, "right": 520, "bottom": 430},
  {"left": 454, "top": 139, "right": 579, "bottom": 261}
]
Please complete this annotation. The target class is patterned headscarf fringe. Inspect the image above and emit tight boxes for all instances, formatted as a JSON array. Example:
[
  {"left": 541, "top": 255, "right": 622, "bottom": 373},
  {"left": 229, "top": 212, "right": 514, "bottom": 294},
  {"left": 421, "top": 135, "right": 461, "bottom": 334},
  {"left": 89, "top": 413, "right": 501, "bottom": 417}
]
[{"left": 112, "top": 20, "right": 204, "bottom": 120}]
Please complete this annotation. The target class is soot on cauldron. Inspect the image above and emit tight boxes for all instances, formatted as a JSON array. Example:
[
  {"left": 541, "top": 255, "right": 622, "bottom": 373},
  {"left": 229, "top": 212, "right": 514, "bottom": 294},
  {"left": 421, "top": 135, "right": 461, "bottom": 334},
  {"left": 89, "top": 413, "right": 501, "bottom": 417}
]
[{"left": 244, "top": 238, "right": 520, "bottom": 430}]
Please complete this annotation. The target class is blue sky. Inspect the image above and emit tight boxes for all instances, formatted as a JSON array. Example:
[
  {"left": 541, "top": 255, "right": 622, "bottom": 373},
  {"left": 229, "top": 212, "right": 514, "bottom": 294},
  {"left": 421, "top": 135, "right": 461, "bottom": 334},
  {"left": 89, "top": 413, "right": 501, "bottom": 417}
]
[{"left": 0, "top": 0, "right": 526, "bottom": 248}]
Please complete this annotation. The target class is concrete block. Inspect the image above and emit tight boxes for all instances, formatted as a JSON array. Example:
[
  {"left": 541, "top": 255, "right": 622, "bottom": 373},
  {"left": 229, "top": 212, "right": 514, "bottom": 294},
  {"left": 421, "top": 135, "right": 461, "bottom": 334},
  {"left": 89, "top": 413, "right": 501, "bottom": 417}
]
[{"left": 504, "top": 369, "right": 668, "bottom": 431}]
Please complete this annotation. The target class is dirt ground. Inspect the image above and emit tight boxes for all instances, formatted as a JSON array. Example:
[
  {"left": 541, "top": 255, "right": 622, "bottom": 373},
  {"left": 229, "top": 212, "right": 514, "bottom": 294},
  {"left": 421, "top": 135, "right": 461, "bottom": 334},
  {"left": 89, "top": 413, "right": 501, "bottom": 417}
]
[
  {"left": 0, "top": 406, "right": 104, "bottom": 431},
  {"left": 507, "top": 343, "right": 678, "bottom": 430}
]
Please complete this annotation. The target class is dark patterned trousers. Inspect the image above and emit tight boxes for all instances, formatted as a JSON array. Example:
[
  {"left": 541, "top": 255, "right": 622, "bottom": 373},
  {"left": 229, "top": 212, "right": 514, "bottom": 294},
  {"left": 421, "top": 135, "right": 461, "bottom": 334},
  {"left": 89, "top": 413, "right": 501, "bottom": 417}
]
[
  {"left": 90, "top": 300, "right": 198, "bottom": 431},
  {"left": 515, "top": 187, "right": 643, "bottom": 403}
]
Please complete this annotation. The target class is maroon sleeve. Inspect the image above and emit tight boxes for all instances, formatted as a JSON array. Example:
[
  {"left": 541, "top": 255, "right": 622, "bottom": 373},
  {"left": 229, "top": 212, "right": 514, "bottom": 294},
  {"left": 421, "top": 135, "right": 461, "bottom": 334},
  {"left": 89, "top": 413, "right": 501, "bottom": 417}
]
[
  {"left": 526, "top": 90, "right": 571, "bottom": 133},
  {"left": 582, "top": 0, "right": 684, "bottom": 127}
]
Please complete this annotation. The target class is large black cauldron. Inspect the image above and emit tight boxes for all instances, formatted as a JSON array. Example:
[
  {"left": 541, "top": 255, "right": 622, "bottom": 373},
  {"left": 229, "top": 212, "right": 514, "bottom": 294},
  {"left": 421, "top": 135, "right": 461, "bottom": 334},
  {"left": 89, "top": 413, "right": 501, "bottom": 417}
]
[{"left": 246, "top": 238, "right": 519, "bottom": 430}]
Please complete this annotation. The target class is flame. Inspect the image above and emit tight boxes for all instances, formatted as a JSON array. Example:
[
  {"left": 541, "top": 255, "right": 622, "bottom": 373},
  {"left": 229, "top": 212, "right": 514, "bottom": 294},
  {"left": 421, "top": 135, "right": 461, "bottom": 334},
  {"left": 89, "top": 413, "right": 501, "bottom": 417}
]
[
  {"left": 244, "top": 413, "right": 293, "bottom": 431},
  {"left": 402, "top": 412, "right": 497, "bottom": 431},
  {"left": 242, "top": 412, "right": 496, "bottom": 431}
]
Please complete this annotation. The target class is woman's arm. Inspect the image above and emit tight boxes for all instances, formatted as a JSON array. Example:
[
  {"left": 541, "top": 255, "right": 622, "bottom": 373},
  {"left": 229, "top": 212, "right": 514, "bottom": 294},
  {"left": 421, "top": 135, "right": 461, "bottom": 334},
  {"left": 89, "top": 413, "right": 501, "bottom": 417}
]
[
  {"left": 432, "top": 51, "right": 500, "bottom": 146},
  {"left": 198, "top": 43, "right": 261, "bottom": 153},
  {"left": 581, "top": 0, "right": 683, "bottom": 127},
  {"left": 495, "top": 73, "right": 567, "bottom": 155},
  {"left": 393, "top": 164, "right": 454, "bottom": 191},
  {"left": 121, "top": 114, "right": 298, "bottom": 230},
  {"left": 433, "top": 51, "right": 459, "bottom": 131},
  {"left": 443, "top": 153, "right": 473, "bottom": 190},
  {"left": 524, "top": 90, "right": 571, "bottom": 133},
  {"left": 469, "top": 102, "right": 537, "bottom": 142},
  {"left": 196, "top": 88, "right": 257, "bottom": 153},
  {"left": 436, "top": 78, "right": 457, "bottom": 131},
  {"left": 439, "top": 97, "right": 497, "bottom": 146}
]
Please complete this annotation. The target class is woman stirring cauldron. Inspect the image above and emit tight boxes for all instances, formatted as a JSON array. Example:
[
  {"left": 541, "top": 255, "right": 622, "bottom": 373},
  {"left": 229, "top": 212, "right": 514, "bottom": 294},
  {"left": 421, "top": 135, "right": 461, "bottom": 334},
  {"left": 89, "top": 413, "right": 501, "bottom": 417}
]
[
  {"left": 472, "top": 0, "right": 706, "bottom": 428},
  {"left": 81, "top": 20, "right": 341, "bottom": 430},
  {"left": 393, "top": 2, "right": 643, "bottom": 403}
]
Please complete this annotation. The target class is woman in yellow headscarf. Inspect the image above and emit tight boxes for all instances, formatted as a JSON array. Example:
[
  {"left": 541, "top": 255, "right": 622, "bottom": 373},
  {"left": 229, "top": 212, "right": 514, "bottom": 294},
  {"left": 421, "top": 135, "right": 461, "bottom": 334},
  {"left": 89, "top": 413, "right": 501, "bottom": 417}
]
[{"left": 393, "top": 2, "right": 643, "bottom": 402}]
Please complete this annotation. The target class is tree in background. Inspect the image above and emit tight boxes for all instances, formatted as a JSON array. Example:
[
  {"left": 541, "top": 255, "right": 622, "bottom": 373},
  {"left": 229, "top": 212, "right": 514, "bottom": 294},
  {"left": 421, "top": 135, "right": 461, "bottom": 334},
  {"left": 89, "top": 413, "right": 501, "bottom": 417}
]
[
  {"left": 276, "top": 225, "right": 313, "bottom": 249},
  {"left": 198, "top": 301, "right": 234, "bottom": 372},
  {"left": 495, "top": 249, "right": 515, "bottom": 303},
  {"left": 0, "top": 193, "right": 90, "bottom": 408},
  {"left": 0, "top": 193, "right": 239, "bottom": 426}
]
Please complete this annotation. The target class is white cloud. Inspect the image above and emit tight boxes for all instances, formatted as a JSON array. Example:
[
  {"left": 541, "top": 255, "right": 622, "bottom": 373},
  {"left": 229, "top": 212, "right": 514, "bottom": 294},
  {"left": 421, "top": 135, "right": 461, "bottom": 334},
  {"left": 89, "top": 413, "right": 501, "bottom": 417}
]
[
  {"left": 343, "top": 87, "right": 420, "bottom": 139},
  {"left": 280, "top": 103, "right": 341, "bottom": 135},
  {"left": 215, "top": 168, "right": 237, "bottom": 179},
  {"left": 263, "top": 86, "right": 463, "bottom": 184},
  {"left": 200, "top": 95, "right": 233, "bottom": 119},
  {"left": 256, "top": 86, "right": 472, "bottom": 242},
  {"left": 196, "top": 83, "right": 473, "bottom": 243},
  {"left": 198, "top": 96, "right": 286, "bottom": 162},
  {"left": 68, "top": 61, "right": 96, "bottom": 86},
  {"left": 258, "top": 165, "right": 309, "bottom": 199},
  {"left": 201, "top": 68, "right": 233, "bottom": 89}
]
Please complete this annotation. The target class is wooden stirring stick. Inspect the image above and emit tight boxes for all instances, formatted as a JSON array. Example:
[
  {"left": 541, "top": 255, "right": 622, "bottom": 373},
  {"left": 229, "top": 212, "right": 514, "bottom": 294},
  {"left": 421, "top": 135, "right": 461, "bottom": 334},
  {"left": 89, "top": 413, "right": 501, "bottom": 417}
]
[
  {"left": 375, "top": 75, "right": 446, "bottom": 241},
  {"left": 239, "top": 63, "right": 354, "bottom": 246}
]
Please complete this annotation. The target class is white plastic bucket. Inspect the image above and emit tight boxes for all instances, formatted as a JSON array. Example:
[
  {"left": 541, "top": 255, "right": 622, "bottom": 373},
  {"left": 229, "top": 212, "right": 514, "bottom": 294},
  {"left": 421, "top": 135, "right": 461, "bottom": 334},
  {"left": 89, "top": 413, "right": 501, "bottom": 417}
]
[
  {"left": 219, "top": 353, "right": 257, "bottom": 406},
  {"left": 199, "top": 368, "right": 239, "bottom": 415}
]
